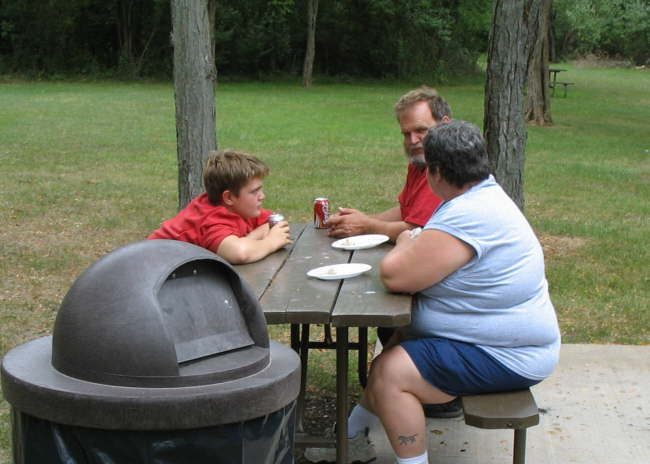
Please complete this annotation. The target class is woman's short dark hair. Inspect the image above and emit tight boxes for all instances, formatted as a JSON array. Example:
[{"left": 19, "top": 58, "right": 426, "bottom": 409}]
[{"left": 423, "top": 120, "right": 490, "bottom": 188}]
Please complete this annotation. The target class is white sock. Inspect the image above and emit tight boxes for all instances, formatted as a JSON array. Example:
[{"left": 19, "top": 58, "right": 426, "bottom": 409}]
[
  {"left": 347, "top": 404, "right": 379, "bottom": 438},
  {"left": 395, "top": 451, "right": 428, "bottom": 464}
]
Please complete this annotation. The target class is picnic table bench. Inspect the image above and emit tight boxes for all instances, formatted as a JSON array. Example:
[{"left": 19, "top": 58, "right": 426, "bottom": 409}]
[
  {"left": 551, "top": 81, "right": 574, "bottom": 97},
  {"left": 463, "top": 389, "right": 540, "bottom": 464},
  {"left": 236, "top": 223, "right": 540, "bottom": 464}
]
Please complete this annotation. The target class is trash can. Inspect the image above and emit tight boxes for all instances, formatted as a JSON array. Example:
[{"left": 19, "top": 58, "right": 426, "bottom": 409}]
[{"left": 1, "top": 240, "right": 301, "bottom": 464}]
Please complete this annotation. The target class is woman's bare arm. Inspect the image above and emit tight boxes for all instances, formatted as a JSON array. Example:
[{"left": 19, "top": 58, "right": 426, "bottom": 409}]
[{"left": 380, "top": 229, "right": 475, "bottom": 293}]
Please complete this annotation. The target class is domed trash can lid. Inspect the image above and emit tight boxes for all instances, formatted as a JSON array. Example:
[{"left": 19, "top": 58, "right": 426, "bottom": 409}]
[{"left": 1, "top": 240, "right": 300, "bottom": 430}]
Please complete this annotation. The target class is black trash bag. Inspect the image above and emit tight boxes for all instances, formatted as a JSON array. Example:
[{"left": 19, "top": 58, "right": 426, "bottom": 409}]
[{"left": 11, "top": 402, "right": 295, "bottom": 464}]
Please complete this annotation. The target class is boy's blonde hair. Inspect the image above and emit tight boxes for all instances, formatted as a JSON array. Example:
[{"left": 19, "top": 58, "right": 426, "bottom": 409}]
[{"left": 203, "top": 149, "right": 270, "bottom": 205}]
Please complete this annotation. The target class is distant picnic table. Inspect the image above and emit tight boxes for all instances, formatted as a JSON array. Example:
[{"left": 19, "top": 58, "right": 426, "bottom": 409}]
[{"left": 549, "top": 68, "right": 574, "bottom": 97}]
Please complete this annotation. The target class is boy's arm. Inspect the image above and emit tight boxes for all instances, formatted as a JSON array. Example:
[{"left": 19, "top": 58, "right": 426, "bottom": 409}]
[
  {"left": 216, "top": 222, "right": 292, "bottom": 264},
  {"left": 246, "top": 222, "right": 271, "bottom": 240}
]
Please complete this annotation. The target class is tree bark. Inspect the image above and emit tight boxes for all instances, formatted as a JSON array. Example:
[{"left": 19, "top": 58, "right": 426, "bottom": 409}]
[
  {"left": 171, "top": 0, "right": 218, "bottom": 210},
  {"left": 302, "top": 0, "right": 319, "bottom": 88},
  {"left": 484, "top": 0, "right": 540, "bottom": 211},
  {"left": 549, "top": 7, "right": 557, "bottom": 63},
  {"left": 116, "top": 0, "right": 135, "bottom": 70},
  {"left": 524, "top": 0, "right": 553, "bottom": 125}
]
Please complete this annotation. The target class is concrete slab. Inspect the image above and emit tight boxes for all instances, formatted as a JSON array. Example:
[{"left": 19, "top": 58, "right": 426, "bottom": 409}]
[{"left": 368, "top": 344, "right": 650, "bottom": 464}]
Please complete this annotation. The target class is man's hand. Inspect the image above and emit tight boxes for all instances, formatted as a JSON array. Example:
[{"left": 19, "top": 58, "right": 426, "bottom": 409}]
[
  {"left": 327, "top": 206, "right": 416, "bottom": 241},
  {"left": 327, "top": 207, "right": 369, "bottom": 238}
]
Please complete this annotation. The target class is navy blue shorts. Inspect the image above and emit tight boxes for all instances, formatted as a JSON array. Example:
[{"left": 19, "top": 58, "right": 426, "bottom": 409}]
[{"left": 400, "top": 337, "right": 539, "bottom": 397}]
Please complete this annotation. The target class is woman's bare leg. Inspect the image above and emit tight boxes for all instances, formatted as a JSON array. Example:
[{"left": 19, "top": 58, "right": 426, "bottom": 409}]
[{"left": 363, "top": 345, "right": 455, "bottom": 458}]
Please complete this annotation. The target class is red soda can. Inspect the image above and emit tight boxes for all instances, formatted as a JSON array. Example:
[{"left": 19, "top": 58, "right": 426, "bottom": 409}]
[{"left": 313, "top": 197, "right": 330, "bottom": 228}]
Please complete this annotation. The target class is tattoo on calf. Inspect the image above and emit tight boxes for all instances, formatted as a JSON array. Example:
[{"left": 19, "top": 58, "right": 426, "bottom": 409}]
[{"left": 398, "top": 433, "right": 418, "bottom": 446}]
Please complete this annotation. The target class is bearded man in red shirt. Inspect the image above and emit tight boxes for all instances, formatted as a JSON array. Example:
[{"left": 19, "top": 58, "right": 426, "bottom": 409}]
[{"left": 327, "top": 86, "right": 452, "bottom": 243}]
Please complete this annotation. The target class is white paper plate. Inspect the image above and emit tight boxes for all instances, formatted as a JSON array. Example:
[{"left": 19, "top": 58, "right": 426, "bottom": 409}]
[
  {"left": 306, "top": 263, "right": 372, "bottom": 280},
  {"left": 331, "top": 234, "right": 390, "bottom": 251}
]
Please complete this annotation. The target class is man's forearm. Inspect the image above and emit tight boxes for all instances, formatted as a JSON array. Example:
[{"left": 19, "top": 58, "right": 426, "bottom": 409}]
[
  {"left": 328, "top": 206, "right": 416, "bottom": 240},
  {"left": 370, "top": 206, "right": 402, "bottom": 222},
  {"left": 363, "top": 217, "right": 414, "bottom": 242}
]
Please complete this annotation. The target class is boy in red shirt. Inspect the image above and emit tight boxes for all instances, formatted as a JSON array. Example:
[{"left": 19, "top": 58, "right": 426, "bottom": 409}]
[{"left": 149, "top": 149, "right": 292, "bottom": 264}]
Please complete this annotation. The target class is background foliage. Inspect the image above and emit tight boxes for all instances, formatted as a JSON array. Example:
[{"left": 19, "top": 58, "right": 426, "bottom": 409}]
[
  {"left": 552, "top": 0, "right": 650, "bottom": 65},
  {"left": 2, "top": 0, "right": 646, "bottom": 80}
]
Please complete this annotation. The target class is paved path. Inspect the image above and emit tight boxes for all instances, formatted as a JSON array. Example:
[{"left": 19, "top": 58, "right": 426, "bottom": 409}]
[{"left": 369, "top": 344, "right": 650, "bottom": 464}]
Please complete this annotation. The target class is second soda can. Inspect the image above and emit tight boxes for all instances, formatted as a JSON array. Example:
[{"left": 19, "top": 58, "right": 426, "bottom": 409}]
[
  {"left": 313, "top": 198, "right": 330, "bottom": 228},
  {"left": 268, "top": 213, "right": 285, "bottom": 227}
]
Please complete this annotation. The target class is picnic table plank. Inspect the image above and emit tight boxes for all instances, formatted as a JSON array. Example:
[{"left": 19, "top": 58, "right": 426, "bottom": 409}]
[
  {"left": 332, "top": 242, "right": 412, "bottom": 327},
  {"left": 259, "top": 226, "right": 352, "bottom": 324},
  {"left": 235, "top": 223, "right": 307, "bottom": 301}
]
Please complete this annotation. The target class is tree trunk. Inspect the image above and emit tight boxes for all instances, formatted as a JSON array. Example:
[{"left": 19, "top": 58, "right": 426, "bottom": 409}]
[
  {"left": 484, "top": 0, "right": 540, "bottom": 211},
  {"left": 171, "top": 0, "right": 218, "bottom": 210},
  {"left": 525, "top": 0, "right": 553, "bottom": 125},
  {"left": 116, "top": 0, "right": 135, "bottom": 70},
  {"left": 208, "top": 0, "right": 217, "bottom": 66},
  {"left": 549, "top": 7, "right": 557, "bottom": 63},
  {"left": 302, "top": 0, "right": 319, "bottom": 88}
]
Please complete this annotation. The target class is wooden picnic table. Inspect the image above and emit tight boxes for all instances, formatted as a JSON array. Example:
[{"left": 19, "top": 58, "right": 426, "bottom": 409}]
[
  {"left": 548, "top": 67, "right": 566, "bottom": 85},
  {"left": 235, "top": 223, "right": 412, "bottom": 464},
  {"left": 548, "top": 67, "right": 574, "bottom": 97}
]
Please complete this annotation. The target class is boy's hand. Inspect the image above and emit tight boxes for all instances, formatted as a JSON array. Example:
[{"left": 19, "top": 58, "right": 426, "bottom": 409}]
[
  {"left": 268, "top": 221, "right": 292, "bottom": 249},
  {"left": 218, "top": 222, "right": 291, "bottom": 264}
]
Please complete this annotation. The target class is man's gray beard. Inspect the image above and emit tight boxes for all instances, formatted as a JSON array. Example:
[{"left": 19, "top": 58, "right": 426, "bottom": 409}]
[
  {"left": 410, "top": 157, "right": 427, "bottom": 168},
  {"left": 406, "top": 146, "right": 426, "bottom": 168}
]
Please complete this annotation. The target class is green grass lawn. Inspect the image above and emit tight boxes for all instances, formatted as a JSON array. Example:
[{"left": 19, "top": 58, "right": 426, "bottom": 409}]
[{"left": 1, "top": 66, "right": 649, "bottom": 460}]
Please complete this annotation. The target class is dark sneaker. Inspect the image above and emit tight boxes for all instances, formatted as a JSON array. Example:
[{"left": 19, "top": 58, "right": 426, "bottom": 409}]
[{"left": 423, "top": 398, "right": 463, "bottom": 418}]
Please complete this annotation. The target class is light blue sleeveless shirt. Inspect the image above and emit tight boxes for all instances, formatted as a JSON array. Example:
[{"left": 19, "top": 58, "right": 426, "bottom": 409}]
[{"left": 407, "top": 175, "right": 561, "bottom": 380}]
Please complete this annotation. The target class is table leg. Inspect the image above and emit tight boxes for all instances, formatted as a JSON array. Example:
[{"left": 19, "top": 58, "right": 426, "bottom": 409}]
[
  {"left": 358, "top": 327, "right": 368, "bottom": 388},
  {"left": 296, "top": 323, "right": 311, "bottom": 434},
  {"left": 324, "top": 323, "right": 333, "bottom": 344},
  {"left": 549, "top": 70, "right": 557, "bottom": 96},
  {"left": 290, "top": 323, "right": 300, "bottom": 352},
  {"left": 336, "top": 326, "right": 349, "bottom": 464}
]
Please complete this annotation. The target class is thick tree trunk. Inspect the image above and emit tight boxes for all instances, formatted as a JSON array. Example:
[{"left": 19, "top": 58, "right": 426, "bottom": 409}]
[
  {"left": 116, "top": 0, "right": 134, "bottom": 69},
  {"left": 302, "top": 0, "right": 319, "bottom": 88},
  {"left": 549, "top": 7, "right": 557, "bottom": 63},
  {"left": 484, "top": 0, "right": 540, "bottom": 211},
  {"left": 171, "top": 0, "right": 217, "bottom": 210},
  {"left": 208, "top": 0, "right": 217, "bottom": 64},
  {"left": 525, "top": 0, "right": 553, "bottom": 125}
]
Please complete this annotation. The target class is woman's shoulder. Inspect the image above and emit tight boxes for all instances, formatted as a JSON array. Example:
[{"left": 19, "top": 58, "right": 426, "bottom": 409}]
[
  {"left": 426, "top": 176, "right": 529, "bottom": 247},
  {"left": 446, "top": 177, "right": 517, "bottom": 217}
]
